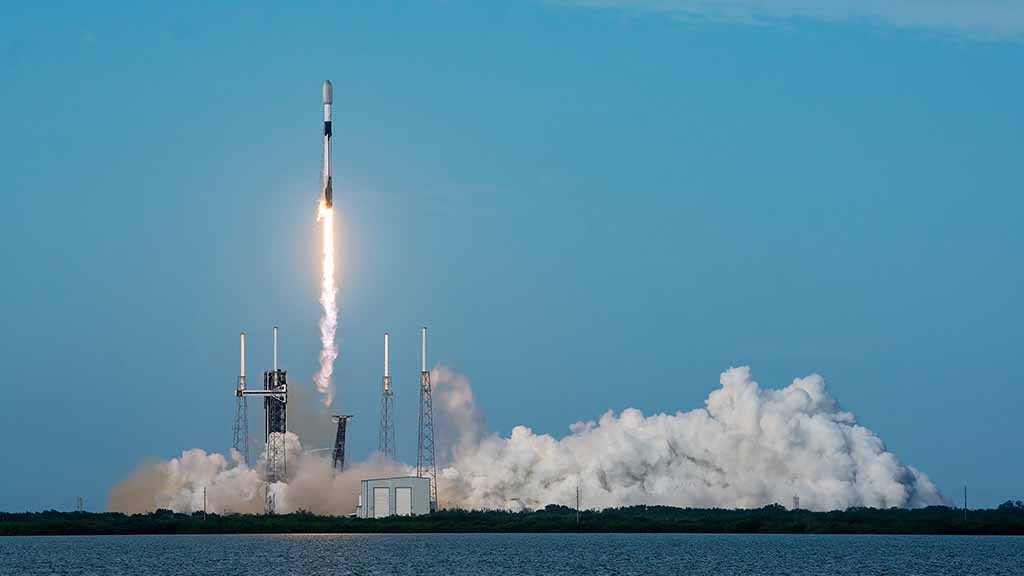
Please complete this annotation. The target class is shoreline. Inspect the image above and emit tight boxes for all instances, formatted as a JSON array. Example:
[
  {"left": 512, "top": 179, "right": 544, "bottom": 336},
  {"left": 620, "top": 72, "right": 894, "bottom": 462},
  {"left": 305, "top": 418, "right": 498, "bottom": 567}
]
[{"left": 4, "top": 504, "right": 1024, "bottom": 537}]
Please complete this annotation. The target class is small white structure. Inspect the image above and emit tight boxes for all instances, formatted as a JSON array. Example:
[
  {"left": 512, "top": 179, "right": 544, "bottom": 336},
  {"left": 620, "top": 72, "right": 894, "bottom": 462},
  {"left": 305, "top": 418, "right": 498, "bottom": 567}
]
[{"left": 356, "top": 476, "right": 431, "bottom": 518}]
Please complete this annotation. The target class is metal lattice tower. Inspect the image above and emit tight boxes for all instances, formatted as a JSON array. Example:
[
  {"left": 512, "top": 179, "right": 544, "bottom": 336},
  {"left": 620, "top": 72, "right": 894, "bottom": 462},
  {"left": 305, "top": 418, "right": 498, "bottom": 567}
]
[
  {"left": 232, "top": 332, "right": 251, "bottom": 466},
  {"left": 331, "top": 414, "right": 354, "bottom": 471},
  {"left": 235, "top": 328, "right": 288, "bottom": 514},
  {"left": 264, "top": 327, "right": 288, "bottom": 485},
  {"left": 265, "top": 484, "right": 276, "bottom": 516},
  {"left": 379, "top": 332, "right": 397, "bottom": 460},
  {"left": 417, "top": 327, "right": 439, "bottom": 509},
  {"left": 264, "top": 367, "right": 288, "bottom": 483}
]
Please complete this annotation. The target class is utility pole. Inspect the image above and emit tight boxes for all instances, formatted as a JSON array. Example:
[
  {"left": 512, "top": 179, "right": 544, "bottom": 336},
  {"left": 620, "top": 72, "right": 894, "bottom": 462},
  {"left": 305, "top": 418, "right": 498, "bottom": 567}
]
[
  {"left": 203, "top": 486, "right": 207, "bottom": 520},
  {"left": 576, "top": 485, "right": 580, "bottom": 529},
  {"left": 964, "top": 484, "right": 968, "bottom": 523}
]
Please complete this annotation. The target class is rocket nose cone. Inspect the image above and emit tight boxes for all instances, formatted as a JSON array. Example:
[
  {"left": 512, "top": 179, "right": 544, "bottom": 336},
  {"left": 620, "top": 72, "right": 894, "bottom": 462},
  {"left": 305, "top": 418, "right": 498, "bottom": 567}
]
[{"left": 323, "top": 80, "right": 333, "bottom": 105}]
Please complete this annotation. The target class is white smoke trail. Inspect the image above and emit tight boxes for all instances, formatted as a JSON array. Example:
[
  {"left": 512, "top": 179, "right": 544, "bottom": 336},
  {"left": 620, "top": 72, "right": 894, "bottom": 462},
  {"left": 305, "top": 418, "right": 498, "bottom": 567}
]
[
  {"left": 313, "top": 203, "right": 337, "bottom": 407},
  {"left": 434, "top": 365, "right": 946, "bottom": 511}
]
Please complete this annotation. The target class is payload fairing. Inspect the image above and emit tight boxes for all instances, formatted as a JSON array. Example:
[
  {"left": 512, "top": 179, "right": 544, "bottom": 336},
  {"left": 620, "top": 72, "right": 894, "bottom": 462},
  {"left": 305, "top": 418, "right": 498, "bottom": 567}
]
[{"left": 322, "top": 80, "right": 333, "bottom": 208}]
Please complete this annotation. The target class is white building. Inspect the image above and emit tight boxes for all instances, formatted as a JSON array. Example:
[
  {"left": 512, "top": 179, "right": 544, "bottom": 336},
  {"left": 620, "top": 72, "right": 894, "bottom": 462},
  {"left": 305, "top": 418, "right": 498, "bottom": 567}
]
[{"left": 356, "top": 476, "right": 432, "bottom": 518}]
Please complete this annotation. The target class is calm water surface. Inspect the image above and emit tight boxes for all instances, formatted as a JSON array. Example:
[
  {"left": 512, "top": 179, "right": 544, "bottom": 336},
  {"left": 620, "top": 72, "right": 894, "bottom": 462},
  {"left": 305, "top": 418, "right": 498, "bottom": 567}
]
[{"left": 1, "top": 533, "right": 1022, "bottom": 575}]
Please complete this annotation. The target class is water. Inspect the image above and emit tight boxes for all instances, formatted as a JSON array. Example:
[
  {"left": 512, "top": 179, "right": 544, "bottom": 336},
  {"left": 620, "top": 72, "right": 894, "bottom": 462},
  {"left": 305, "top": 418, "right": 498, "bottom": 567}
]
[{"left": 1, "top": 533, "right": 1022, "bottom": 575}]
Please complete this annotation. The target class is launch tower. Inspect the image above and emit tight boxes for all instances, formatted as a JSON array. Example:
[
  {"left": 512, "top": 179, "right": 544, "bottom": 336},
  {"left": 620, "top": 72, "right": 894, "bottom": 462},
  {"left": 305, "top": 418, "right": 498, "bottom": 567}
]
[
  {"left": 416, "top": 327, "right": 439, "bottom": 509},
  {"left": 234, "top": 327, "right": 288, "bottom": 513},
  {"left": 331, "top": 414, "right": 354, "bottom": 471},
  {"left": 263, "top": 326, "right": 288, "bottom": 484},
  {"left": 233, "top": 332, "right": 251, "bottom": 466},
  {"left": 379, "top": 332, "right": 396, "bottom": 460}
]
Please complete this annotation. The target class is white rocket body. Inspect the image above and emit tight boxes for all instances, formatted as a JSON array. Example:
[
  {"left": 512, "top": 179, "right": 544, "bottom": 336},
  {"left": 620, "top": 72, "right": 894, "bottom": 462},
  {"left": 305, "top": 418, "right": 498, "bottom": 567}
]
[{"left": 322, "top": 80, "right": 334, "bottom": 208}]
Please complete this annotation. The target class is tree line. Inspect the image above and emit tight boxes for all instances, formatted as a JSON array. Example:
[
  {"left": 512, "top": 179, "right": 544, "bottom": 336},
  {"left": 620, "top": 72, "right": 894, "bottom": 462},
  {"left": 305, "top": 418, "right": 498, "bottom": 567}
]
[{"left": 2, "top": 501, "right": 1024, "bottom": 536}]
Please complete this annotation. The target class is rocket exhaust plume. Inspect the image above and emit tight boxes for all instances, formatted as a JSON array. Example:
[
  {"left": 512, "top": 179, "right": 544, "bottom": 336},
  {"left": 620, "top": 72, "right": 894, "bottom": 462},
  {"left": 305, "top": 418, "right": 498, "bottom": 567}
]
[
  {"left": 314, "top": 80, "right": 337, "bottom": 407},
  {"left": 314, "top": 202, "right": 337, "bottom": 407}
]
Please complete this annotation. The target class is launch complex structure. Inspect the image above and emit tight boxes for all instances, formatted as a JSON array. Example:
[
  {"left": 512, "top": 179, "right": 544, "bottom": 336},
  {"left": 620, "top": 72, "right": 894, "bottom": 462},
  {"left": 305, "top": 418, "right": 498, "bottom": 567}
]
[
  {"left": 416, "top": 327, "right": 439, "bottom": 508},
  {"left": 233, "top": 328, "right": 288, "bottom": 512},
  {"left": 376, "top": 327, "right": 440, "bottom": 509},
  {"left": 227, "top": 80, "right": 438, "bottom": 514},
  {"left": 230, "top": 325, "right": 440, "bottom": 513}
]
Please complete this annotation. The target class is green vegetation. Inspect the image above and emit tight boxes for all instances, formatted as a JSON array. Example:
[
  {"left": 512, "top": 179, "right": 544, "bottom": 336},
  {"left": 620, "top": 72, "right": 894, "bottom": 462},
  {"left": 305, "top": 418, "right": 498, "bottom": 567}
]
[{"left": 3, "top": 501, "right": 1024, "bottom": 536}]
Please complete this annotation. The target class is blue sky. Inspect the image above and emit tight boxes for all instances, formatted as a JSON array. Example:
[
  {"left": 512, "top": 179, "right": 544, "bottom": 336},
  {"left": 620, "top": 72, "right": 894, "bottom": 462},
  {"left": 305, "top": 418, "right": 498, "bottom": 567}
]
[{"left": 2, "top": 1, "right": 1021, "bottom": 511}]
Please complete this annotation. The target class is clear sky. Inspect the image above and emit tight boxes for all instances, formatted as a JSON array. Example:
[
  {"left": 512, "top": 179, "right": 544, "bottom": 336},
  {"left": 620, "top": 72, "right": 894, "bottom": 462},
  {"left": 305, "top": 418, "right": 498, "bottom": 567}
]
[{"left": 2, "top": 1, "right": 1021, "bottom": 511}]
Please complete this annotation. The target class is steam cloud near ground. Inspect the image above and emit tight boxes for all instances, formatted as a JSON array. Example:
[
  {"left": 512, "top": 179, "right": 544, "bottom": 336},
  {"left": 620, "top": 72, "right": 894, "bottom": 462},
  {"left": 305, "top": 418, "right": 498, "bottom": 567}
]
[
  {"left": 108, "top": 366, "right": 945, "bottom": 513},
  {"left": 108, "top": 438, "right": 408, "bottom": 515}
]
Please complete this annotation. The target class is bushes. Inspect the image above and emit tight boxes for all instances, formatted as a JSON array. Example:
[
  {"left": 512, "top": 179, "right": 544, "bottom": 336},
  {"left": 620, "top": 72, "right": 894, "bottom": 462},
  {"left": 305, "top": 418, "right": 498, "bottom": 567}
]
[{"left": 2, "top": 504, "right": 1024, "bottom": 536}]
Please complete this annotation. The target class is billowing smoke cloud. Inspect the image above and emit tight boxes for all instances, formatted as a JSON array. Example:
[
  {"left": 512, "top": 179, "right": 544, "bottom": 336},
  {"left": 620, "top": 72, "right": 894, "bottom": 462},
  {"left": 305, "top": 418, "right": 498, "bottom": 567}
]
[
  {"left": 110, "top": 364, "right": 944, "bottom": 514},
  {"left": 109, "top": 433, "right": 409, "bottom": 515},
  {"left": 431, "top": 365, "right": 486, "bottom": 458},
  {"left": 437, "top": 366, "right": 945, "bottom": 511},
  {"left": 110, "top": 448, "right": 263, "bottom": 515}
]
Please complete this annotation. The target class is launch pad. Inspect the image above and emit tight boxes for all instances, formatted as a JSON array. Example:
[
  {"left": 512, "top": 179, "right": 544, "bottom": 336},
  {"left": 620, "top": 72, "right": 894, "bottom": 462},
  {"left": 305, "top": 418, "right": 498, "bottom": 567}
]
[
  {"left": 233, "top": 328, "right": 289, "bottom": 513},
  {"left": 225, "top": 80, "right": 438, "bottom": 516}
]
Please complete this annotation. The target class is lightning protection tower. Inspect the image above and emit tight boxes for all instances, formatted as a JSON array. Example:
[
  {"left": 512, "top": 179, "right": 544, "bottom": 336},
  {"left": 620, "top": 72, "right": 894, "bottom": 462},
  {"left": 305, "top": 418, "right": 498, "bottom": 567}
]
[
  {"left": 379, "top": 332, "right": 396, "bottom": 460},
  {"left": 417, "top": 326, "right": 438, "bottom": 510},
  {"left": 331, "top": 414, "right": 354, "bottom": 471},
  {"left": 232, "top": 332, "right": 251, "bottom": 466}
]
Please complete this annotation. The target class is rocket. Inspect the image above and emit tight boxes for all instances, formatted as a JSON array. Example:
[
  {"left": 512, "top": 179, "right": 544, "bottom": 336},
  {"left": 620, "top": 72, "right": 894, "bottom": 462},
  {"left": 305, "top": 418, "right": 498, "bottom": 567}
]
[{"left": 322, "top": 80, "right": 333, "bottom": 208}]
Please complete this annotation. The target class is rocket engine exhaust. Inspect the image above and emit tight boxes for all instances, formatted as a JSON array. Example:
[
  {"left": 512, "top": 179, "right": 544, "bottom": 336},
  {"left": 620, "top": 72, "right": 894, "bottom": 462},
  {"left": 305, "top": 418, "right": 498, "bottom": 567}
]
[{"left": 314, "top": 80, "right": 337, "bottom": 407}]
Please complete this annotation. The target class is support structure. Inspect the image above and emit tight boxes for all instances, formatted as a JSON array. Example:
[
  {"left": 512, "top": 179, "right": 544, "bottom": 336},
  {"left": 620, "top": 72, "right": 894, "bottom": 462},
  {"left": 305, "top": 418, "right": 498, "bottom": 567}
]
[
  {"left": 263, "top": 327, "right": 288, "bottom": 485},
  {"left": 379, "top": 332, "right": 396, "bottom": 460},
  {"left": 233, "top": 332, "right": 251, "bottom": 466},
  {"left": 263, "top": 367, "right": 288, "bottom": 484},
  {"left": 417, "top": 326, "right": 438, "bottom": 510},
  {"left": 331, "top": 414, "right": 354, "bottom": 471},
  {"left": 236, "top": 327, "right": 288, "bottom": 514}
]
